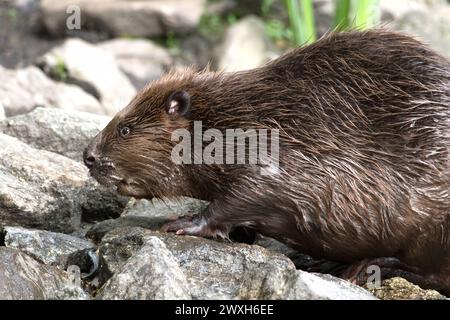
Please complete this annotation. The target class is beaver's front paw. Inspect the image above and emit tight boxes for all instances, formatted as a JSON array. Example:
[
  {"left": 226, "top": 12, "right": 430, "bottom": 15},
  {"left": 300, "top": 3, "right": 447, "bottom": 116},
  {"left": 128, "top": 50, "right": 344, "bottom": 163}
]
[{"left": 161, "top": 215, "right": 206, "bottom": 236}]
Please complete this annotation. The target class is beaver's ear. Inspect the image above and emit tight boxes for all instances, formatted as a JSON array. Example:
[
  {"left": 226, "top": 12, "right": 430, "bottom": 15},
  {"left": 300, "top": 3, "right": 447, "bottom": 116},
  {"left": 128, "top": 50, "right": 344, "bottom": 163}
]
[{"left": 165, "top": 91, "right": 190, "bottom": 117}]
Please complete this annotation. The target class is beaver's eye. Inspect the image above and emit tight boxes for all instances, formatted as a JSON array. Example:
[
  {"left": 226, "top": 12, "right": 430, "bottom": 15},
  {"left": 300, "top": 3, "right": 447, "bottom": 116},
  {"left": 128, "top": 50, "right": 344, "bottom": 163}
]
[{"left": 120, "top": 126, "right": 131, "bottom": 138}]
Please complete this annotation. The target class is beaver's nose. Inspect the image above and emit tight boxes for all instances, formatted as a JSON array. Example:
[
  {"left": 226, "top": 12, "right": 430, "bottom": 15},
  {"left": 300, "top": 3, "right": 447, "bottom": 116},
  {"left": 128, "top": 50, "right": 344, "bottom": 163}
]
[
  {"left": 83, "top": 148, "right": 97, "bottom": 169},
  {"left": 84, "top": 132, "right": 103, "bottom": 169}
]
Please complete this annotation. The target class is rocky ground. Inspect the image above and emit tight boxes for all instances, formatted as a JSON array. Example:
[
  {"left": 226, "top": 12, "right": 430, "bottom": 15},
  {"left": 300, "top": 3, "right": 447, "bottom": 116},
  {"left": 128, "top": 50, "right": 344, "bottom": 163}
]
[{"left": 0, "top": 0, "right": 449, "bottom": 300}]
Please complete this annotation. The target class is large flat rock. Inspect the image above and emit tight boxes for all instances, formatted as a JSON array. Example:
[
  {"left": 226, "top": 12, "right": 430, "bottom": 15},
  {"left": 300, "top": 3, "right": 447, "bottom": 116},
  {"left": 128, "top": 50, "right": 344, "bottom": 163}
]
[
  {"left": 95, "top": 227, "right": 377, "bottom": 300},
  {"left": 0, "top": 133, "right": 126, "bottom": 233},
  {"left": 0, "top": 65, "right": 103, "bottom": 117},
  {"left": 40, "top": 0, "right": 205, "bottom": 38},
  {"left": 37, "top": 38, "right": 136, "bottom": 115},
  {"left": 98, "top": 39, "right": 173, "bottom": 90},
  {"left": 3, "top": 226, "right": 95, "bottom": 267},
  {"left": 0, "top": 247, "right": 90, "bottom": 299},
  {"left": 0, "top": 107, "right": 110, "bottom": 162}
]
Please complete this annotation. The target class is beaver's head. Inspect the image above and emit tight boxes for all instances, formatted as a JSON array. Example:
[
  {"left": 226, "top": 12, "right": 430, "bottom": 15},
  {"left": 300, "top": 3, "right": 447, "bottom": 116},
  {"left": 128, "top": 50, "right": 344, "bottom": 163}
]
[{"left": 83, "top": 71, "right": 196, "bottom": 199}]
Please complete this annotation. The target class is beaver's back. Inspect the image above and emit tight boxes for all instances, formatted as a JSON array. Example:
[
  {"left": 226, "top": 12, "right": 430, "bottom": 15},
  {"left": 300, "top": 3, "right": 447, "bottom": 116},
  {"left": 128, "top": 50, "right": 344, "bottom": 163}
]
[
  {"left": 191, "top": 30, "right": 450, "bottom": 268},
  {"left": 264, "top": 31, "right": 450, "bottom": 267}
]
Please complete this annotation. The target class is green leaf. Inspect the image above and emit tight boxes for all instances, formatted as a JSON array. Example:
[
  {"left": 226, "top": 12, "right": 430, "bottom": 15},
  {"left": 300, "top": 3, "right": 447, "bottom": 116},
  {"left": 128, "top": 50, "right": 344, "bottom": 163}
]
[
  {"left": 333, "top": 0, "right": 351, "bottom": 31},
  {"left": 353, "top": 0, "right": 380, "bottom": 30},
  {"left": 285, "top": 0, "right": 316, "bottom": 45}
]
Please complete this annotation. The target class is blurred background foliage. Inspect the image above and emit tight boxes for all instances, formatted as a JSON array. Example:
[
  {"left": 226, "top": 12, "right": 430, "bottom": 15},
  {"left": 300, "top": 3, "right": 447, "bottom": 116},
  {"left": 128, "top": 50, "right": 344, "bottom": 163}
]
[
  {"left": 0, "top": 0, "right": 448, "bottom": 118},
  {"left": 199, "top": 0, "right": 381, "bottom": 48}
]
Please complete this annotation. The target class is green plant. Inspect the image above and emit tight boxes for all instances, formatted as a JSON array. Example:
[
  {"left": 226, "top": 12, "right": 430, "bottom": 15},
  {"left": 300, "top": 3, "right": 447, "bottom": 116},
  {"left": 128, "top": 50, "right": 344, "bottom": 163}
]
[
  {"left": 285, "top": 0, "right": 316, "bottom": 45},
  {"left": 53, "top": 58, "right": 68, "bottom": 81},
  {"left": 261, "top": 0, "right": 275, "bottom": 17},
  {"left": 7, "top": 8, "right": 18, "bottom": 24},
  {"left": 165, "top": 32, "right": 181, "bottom": 52},
  {"left": 353, "top": 0, "right": 379, "bottom": 29},
  {"left": 198, "top": 13, "right": 224, "bottom": 37},
  {"left": 226, "top": 13, "right": 238, "bottom": 25},
  {"left": 333, "top": 0, "right": 351, "bottom": 31},
  {"left": 265, "top": 19, "right": 293, "bottom": 44},
  {"left": 280, "top": 0, "right": 380, "bottom": 46},
  {"left": 333, "top": 0, "right": 379, "bottom": 31}
]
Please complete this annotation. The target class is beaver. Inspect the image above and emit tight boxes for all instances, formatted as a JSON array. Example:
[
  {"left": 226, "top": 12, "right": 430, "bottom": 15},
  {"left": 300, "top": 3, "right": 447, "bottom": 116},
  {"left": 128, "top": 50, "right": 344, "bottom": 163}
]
[{"left": 84, "top": 30, "right": 450, "bottom": 294}]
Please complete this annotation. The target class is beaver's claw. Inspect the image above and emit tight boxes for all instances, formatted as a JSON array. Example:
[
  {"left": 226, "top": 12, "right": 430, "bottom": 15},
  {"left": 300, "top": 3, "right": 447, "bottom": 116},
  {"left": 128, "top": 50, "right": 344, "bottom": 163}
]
[{"left": 161, "top": 215, "right": 204, "bottom": 236}]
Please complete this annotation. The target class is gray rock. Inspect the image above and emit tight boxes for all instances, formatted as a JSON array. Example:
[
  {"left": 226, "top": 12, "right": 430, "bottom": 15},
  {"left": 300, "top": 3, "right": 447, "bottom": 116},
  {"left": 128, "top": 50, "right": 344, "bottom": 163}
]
[
  {"left": 177, "top": 35, "right": 213, "bottom": 70},
  {"left": 37, "top": 38, "right": 136, "bottom": 115},
  {"left": 96, "top": 227, "right": 376, "bottom": 300},
  {"left": 0, "top": 65, "right": 103, "bottom": 117},
  {"left": 0, "top": 247, "right": 90, "bottom": 299},
  {"left": 9, "top": 0, "right": 41, "bottom": 11},
  {"left": 86, "top": 197, "right": 207, "bottom": 242},
  {"left": 3, "top": 226, "right": 95, "bottom": 267},
  {"left": 95, "top": 226, "right": 150, "bottom": 281},
  {"left": 0, "top": 107, "right": 110, "bottom": 162},
  {"left": 40, "top": 0, "right": 206, "bottom": 38},
  {"left": 0, "top": 103, "right": 5, "bottom": 120},
  {"left": 284, "top": 273, "right": 376, "bottom": 300},
  {"left": 379, "top": 0, "right": 447, "bottom": 19},
  {"left": 215, "top": 16, "right": 279, "bottom": 72},
  {"left": 254, "top": 235, "right": 299, "bottom": 257},
  {"left": 255, "top": 235, "right": 347, "bottom": 275},
  {"left": 122, "top": 197, "right": 208, "bottom": 218},
  {"left": 98, "top": 39, "right": 173, "bottom": 90},
  {"left": 313, "top": 0, "right": 335, "bottom": 37},
  {"left": 0, "top": 133, "right": 127, "bottom": 233},
  {"left": 86, "top": 216, "right": 168, "bottom": 243},
  {"left": 96, "top": 236, "right": 191, "bottom": 299}
]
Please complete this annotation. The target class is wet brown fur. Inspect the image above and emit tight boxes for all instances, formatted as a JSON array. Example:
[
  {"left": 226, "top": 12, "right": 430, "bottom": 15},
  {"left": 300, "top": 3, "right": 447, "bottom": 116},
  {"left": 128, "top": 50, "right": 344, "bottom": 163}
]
[{"left": 87, "top": 30, "right": 450, "bottom": 293}]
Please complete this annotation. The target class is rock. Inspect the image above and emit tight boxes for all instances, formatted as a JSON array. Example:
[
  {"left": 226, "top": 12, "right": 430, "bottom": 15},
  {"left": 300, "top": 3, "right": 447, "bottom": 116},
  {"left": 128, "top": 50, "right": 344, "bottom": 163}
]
[
  {"left": 255, "top": 235, "right": 300, "bottom": 258},
  {"left": 37, "top": 38, "right": 136, "bottom": 115},
  {"left": 9, "top": 0, "right": 41, "bottom": 11},
  {"left": 86, "top": 216, "right": 168, "bottom": 243},
  {"left": 255, "top": 235, "right": 347, "bottom": 275},
  {"left": 204, "top": 0, "right": 238, "bottom": 16},
  {"left": 177, "top": 35, "right": 213, "bottom": 70},
  {"left": 390, "top": 8, "right": 450, "bottom": 60},
  {"left": 95, "top": 227, "right": 149, "bottom": 281},
  {"left": 379, "top": 0, "right": 447, "bottom": 19},
  {"left": 65, "top": 247, "right": 99, "bottom": 278},
  {"left": 0, "top": 107, "right": 110, "bottom": 162},
  {"left": 3, "top": 226, "right": 95, "bottom": 267},
  {"left": 96, "top": 236, "right": 191, "bottom": 299},
  {"left": 0, "top": 65, "right": 103, "bottom": 117},
  {"left": 0, "top": 247, "right": 90, "bottom": 299},
  {"left": 98, "top": 39, "right": 173, "bottom": 90},
  {"left": 0, "top": 133, "right": 127, "bottom": 233},
  {"left": 0, "top": 103, "right": 5, "bottom": 120},
  {"left": 96, "top": 227, "right": 376, "bottom": 299},
  {"left": 40, "top": 0, "right": 206, "bottom": 38},
  {"left": 86, "top": 197, "right": 207, "bottom": 242},
  {"left": 368, "top": 277, "right": 447, "bottom": 300},
  {"left": 122, "top": 197, "right": 208, "bottom": 218},
  {"left": 284, "top": 273, "right": 376, "bottom": 300},
  {"left": 0, "top": 0, "right": 56, "bottom": 69},
  {"left": 214, "top": 16, "right": 279, "bottom": 72},
  {"left": 313, "top": 0, "right": 335, "bottom": 37}
]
